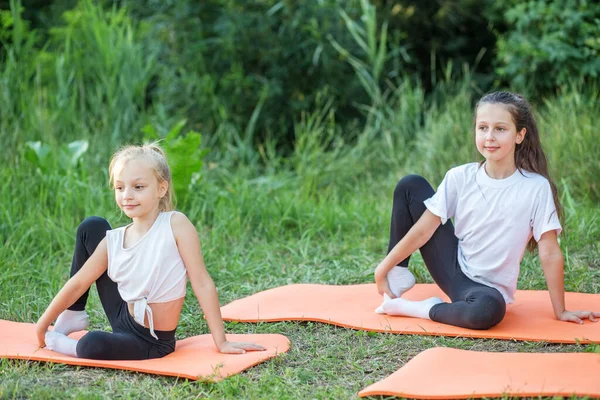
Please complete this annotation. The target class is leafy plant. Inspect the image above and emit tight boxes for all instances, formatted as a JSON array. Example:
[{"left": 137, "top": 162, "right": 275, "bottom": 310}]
[
  {"left": 24, "top": 140, "right": 88, "bottom": 174},
  {"left": 143, "top": 120, "right": 208, "bottom": 208}
]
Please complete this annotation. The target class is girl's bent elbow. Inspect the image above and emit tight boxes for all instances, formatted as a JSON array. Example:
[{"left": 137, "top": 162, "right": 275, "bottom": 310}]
[
  {"left": 65, "top": 276, "right": 92, "bottom": 301},
  {"left": 415, "top": 227, "right": 436, "bottom": 249},
  {"left": 540, "top": 249, "right": 563, "bottom": 266},
  {"left": 193, "top": 279, "right": 217, "bottom": 294}
]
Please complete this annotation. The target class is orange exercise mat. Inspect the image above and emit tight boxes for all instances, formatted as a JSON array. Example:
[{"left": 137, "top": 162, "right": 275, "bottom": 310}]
[
  {"left": 358, "top": 347, "right": 600, "bottom": 399},
  {"left": 0, "top": 320, "right": 290, "bottom": 381},
  {"left": 221, "top": 284, "right": 600, "bottom": 343}
]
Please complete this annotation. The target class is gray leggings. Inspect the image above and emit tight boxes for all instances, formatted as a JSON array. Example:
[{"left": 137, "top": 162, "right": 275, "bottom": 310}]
[{"left": 388, "top": 175, "right": 506, "bottom": 330}]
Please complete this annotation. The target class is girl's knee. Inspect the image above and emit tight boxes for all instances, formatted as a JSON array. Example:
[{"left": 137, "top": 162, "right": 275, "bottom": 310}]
[
  {"left": 465, "top": 294, "right": 506, "bottom": 330},
  {"left": 76, "top": 331, "right": 105, "bottom": 359},
  {"left": 394, "top": 175, "right": 429, "bottom": 198},
  {"left": 148, "top": 341, "right": 176, "bottom": 359},
  {"left": 77, "top": 216, "right": 111, "bottom": 238}
]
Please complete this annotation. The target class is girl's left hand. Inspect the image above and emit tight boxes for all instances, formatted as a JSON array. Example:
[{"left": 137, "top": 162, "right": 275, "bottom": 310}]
[
  {"left": 559, "top": 310, "right": 600, "bottom": 324},
  {"left": 218, "top": 341, "right": 266, "bottom": 354}
]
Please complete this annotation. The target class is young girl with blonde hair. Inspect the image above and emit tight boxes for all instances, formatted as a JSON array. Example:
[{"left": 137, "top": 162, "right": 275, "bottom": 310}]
[{"left": 36, "top": 143, "right": 265, "bottom": 359}]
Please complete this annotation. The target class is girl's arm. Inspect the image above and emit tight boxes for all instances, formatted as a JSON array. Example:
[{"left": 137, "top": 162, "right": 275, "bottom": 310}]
[
  {"left": 36, "top": 238, "right": 109, "bottom": 347},
  {"left": 538, "top": 230, "right": 599, "bottom": 323},
  {"left": 375, "top": 210, "right": 441, "bottom": 297},
  {"left": 172, "top": 212, "right": 265, "bottom": 354}
]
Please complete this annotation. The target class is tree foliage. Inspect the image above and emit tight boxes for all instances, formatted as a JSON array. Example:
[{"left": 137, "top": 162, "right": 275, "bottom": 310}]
[
  {"left": 1, "top": 0, "right": 597, "bottom": 149},
  {"left": 493, "top": 0, "right": 600, "bottom": 94}
]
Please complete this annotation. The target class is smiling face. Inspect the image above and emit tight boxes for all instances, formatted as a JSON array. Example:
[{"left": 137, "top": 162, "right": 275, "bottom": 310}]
[
  {"left": 475, "top": 103, "right": 527, "bottom": 167},
  {"left": 112, "top": 158, "right": 168, "bottom": 219}
]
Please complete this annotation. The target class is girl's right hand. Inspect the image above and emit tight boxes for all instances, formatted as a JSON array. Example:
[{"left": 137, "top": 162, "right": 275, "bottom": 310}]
[
  {"left": 35, "top": 321, "right": 48, "bottom": 348},
  {"left": 218, "top": 341, "right": 266, "bottom": 354},
  {"left": 374, "top": 264, "right": 396, "bottom": 298},
  {"left": 558, "top": 310, "right": 600, "bottom": 324}
]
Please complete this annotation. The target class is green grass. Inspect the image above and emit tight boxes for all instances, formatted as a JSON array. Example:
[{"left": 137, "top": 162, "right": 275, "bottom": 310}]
[
  {"left": 2, "top": 96, "right": 599, "bottom": 398},
  {"left": 0, "top": 151, "right": 599, "bottom": 399},
  {"left": 1, "top": 90, "right": 599, "bottom": 399}
]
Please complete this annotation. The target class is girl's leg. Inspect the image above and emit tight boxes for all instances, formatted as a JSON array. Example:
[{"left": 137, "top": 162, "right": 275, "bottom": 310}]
[
  {"left": 429, "top": 273, "right": 506, "bottom": 330},
  {"left": 376, "top": 174, "right": 452, "bottom": 312},
  {"left": 49, "top": 312, "right": 175, "bottom": 360},
  {"left": 385, "top": 175, "right": 459, "bottom": 294},
  {"left": 48, "top": 217, "right": 174, "bottom": 360},
  {"left": 76, "top": 331, "right": 148, "bottom": 360},
  {"left": 77, "top": 330, "right": 176, "bottom": 360},
  {"left": 55, "top": 217, "right": 124, "bottom": 334},
  {"left": 44, "top": 331, "right": 78, "bottom": 357},
  {"left": 76, "top": 303, "right": 176, "bottom": 360},
  {"left": 381, "top": 175, "right": 506, "bottom": 329}
]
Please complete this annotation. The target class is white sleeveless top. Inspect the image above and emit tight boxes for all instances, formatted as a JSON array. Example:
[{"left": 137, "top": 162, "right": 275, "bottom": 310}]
[{"left": 106, "top": 211, "right": 187, "bottom": 339}]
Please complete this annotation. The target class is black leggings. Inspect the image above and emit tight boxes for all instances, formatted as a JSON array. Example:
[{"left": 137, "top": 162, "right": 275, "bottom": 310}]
[
  {"left": 388, "top": 175, "right": 506, "bottom": 330},
  {"left": 68, "top": 217, "right": 176, "bottom": 360}
]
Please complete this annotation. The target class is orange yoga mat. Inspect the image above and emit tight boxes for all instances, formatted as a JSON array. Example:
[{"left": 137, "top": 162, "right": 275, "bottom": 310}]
[
  {"left": 221, "top": 284, "right": 600, "bottom": 343},
  {"left": 0, "top": 320, "right": 290, "bottom": 381},
  {"left": 358, "top": 347, "right": 600, "bottom": 399}
]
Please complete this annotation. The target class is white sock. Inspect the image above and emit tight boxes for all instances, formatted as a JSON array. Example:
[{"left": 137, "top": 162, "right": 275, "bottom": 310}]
[
  {"left": 53, "top": 310, "right": 89, "bottom": 335},
  {"left": 380, "top": 296, "right": 444, "bottom": 320},
  {"left": 387, "top": 266, "right": 416, "bottom": 297},
  {"left": 375, "top": 266, "right": 416, "bottom": 314},
  {"left": 45, "top": 331, "right": 79, "bottom": 357}
]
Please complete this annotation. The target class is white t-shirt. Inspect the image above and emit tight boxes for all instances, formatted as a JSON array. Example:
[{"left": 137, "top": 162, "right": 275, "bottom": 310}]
[{"left": 424, "top": 162, "right": 562, "bottom": 303}]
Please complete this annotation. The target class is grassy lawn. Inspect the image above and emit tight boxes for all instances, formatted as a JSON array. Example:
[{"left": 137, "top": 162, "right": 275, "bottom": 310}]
[{"left": 1, "top": 159, "right": 598, "bottom": 399}]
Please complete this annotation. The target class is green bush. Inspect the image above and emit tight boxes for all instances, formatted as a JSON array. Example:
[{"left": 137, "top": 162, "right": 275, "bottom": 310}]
[
  {"left": 494, "top": 0, "right": 600, "bottom": 93},
  {"left": 374, "top": 0, "right": 498, "bottom": 91},
  {"left": 125, "top": 0, "right": 373, "bottom": 147}
]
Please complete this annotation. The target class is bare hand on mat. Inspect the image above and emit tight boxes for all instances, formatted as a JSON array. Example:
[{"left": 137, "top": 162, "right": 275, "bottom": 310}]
[
  {"left": 219, "top": 341, "right": 266, "bottom": 354},
  {"left": 559, "top": 310, "right": 600, "bottom": 324}
]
